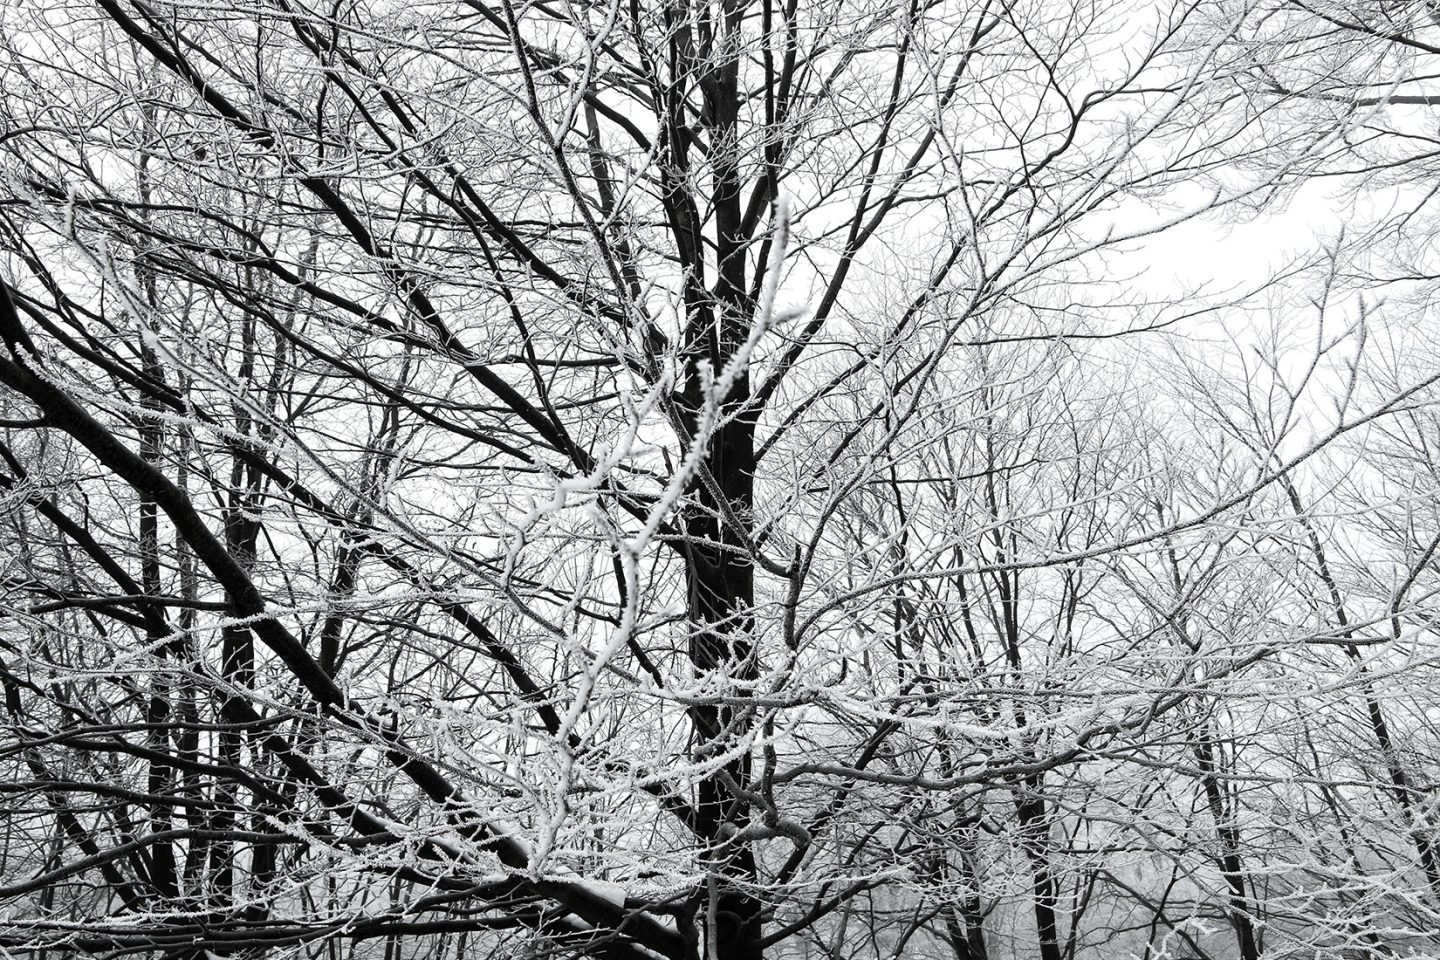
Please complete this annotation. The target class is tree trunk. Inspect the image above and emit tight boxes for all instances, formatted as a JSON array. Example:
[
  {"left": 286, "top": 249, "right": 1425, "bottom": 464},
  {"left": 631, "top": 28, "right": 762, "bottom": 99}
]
[
  {"left": 675, "top": 2, "right": 765, "bottom": 956},
  {"left": 1193, "top": 725, "right": 1260, "bottom": 960}
]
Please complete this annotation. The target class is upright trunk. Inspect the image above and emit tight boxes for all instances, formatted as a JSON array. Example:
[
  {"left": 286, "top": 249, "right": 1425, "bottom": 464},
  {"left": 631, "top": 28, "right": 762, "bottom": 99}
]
[
  {"left": 213, "top": 309, "right": 263, "bottom": 911},
  {"left": 135, "top": 105, "right": 179, "bottom": 903},
  {"left": 682, "top": 514, "right": 762, "bottom": 960},
  {"left": 943, "top": 899, "right": 989, "bottom": 960},
  {"left": 175, "top": 447, "right": 207, "bottom": 894},
  {"left": 985, "top": 419, "right": 1061, "bottom": 960},
  {"left": 138, "top": 347, "right": 177, "bottom": 901},
  {"left": 1283, "top": 478, "right": 1440, "bottom": 901},
  {"left": 1192, "top": 725, "right": 1260, "bottom": 960},
  {"left": 1015, "top": 788, "right": 1062, "bottom": 960},
  {"left": 211, "top": 513, "right": 257, "bottom": 906},
  {"left": 1159, "top": 514, "right": 1260, "bottom": 960},
  {"left": 936, "top": 839, "right": 989, "bottom": 960},
  {"left": 676, "top": 3, "right": 764, "bottom": 956}
]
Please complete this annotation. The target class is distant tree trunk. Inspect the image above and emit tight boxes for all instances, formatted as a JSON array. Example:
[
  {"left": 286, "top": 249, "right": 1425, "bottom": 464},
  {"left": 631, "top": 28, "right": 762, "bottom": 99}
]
[
  {"left": 135, "top": 106, "right": 179, "bottom": 905},
  {"left": 1283, "top": 477, "right": 1440, "bottom": 903},
  {"left": 941, "top": 844, "right": 989, "bottom": 960},
  {"left": 1014, "top": 787, "right": 1062, "bottom": 960},
  {"left": 986, "top": 412, "right": 1062, "bottom": 960},
  {"left": 214, "top": 309, "right": 263, "bottom": 912},
  {"left": 1192, "top": 723, "right": 1260, "bottom": 960}
]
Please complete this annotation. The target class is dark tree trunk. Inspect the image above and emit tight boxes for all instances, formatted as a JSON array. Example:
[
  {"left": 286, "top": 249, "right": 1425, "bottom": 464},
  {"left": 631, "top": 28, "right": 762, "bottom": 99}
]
[
  {"left": 1193, "top": 726, "right": 1260, "bottom": 960},
  {"left": 1015, "top": 790, "right": 1062, "bottom": 960},
  {"left": 675, "top": 3, "right": 765, "bottom": 956}
]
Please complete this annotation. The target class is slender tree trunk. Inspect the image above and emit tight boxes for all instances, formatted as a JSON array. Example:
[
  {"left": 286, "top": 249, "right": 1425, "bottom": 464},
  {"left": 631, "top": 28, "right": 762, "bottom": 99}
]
[
  {"left": 939, "top": 842, "right": 989, "bottom": 960},
  {"left": 983, "top": 415, "right": 1062, "bottom": 960},
  {"left": 1014, "top": 788, "right": 1062, "bottom": 960},
  {"left": 1192, "top": 724, "right": 1260, "bottom": 960},
  {"left": 214, "top": 309, "right": 262, "bottom": 911},
  {"left": 1283, "top": 478, "right": 1440, "bottom": 901},
  {"left": 135, "top": 101, "right": 180, "bottom": 904},
  {"left": 175, "top": 441, "right": 207, "bottom": 894}
]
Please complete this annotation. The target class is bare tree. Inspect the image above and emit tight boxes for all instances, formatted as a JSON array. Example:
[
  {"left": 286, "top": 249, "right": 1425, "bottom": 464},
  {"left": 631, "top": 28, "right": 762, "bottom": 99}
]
[{"left": 0, "top": 1, "right": 1415, "bottom": 959}]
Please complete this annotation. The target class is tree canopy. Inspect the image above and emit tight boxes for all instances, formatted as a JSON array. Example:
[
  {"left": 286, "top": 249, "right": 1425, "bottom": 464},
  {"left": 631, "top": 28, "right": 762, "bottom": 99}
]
[{"left": 1, "top": 1, "right": 1439, "bottom": 959}]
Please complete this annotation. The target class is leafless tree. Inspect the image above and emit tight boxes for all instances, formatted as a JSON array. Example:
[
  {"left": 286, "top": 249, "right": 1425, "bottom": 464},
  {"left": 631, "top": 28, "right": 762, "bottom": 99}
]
[{"left": 0, "top": 1, "right": 1427, "bottom": 959}]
